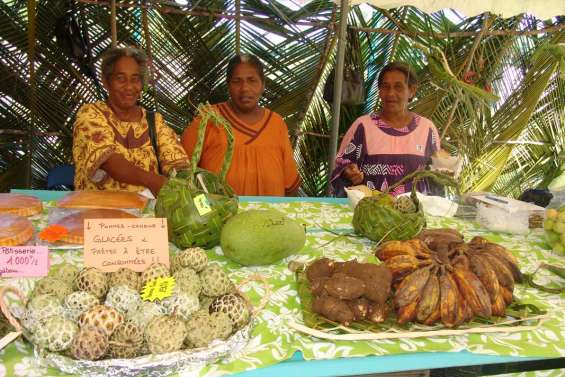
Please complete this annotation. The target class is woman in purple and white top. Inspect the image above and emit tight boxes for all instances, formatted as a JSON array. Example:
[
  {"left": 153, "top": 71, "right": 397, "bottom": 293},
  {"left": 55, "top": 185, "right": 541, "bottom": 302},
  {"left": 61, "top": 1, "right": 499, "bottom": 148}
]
[{"left": 331, "top": 62, "right": 440, "bottom": 197}]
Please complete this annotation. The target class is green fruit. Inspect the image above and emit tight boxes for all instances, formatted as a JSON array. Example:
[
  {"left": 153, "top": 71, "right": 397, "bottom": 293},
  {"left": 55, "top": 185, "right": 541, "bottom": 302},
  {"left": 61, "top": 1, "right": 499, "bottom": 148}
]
[
  {"left": 544, "top": 219, "right": 554, "bottom": 231},
  {"left": 546, "top": 230, "right": 560, "bottom": 246},
  {"left": 553, "top": 243, "right": 565, "bottom": 255},
  {"left": 546, "top": 209, "right": 559, "bottom": 220},
  {"left": 559, "top": 212, "right": 565, "bottom": 223},
  {"left": 220, "top": 209, "right": 306, "bottom": 266},
  {"left": 553, "top": 222, "right": 565, "bottom": 234},
  {"left": 561, "top": 233, "right": 565, "bottom": 246}
]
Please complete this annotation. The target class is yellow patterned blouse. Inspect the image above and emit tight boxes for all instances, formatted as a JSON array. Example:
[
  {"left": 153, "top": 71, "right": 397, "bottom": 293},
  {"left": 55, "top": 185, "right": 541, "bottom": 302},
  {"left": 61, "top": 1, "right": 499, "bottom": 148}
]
[{"left": 72, "top": 101, "right": 189, "bottom": 192}]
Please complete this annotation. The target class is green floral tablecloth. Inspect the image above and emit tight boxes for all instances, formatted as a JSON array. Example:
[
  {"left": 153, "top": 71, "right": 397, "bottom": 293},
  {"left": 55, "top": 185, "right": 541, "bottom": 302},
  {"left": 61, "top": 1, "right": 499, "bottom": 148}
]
[{"left": 1, "top": 200, "right": 564, "bottom": 377}]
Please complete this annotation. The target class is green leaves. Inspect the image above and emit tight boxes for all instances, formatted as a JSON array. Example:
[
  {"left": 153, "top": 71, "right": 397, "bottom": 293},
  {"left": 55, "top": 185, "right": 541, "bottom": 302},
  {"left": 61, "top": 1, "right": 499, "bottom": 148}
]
[{"left": 0, "top": 2, "right": 562, "bottom": 197}]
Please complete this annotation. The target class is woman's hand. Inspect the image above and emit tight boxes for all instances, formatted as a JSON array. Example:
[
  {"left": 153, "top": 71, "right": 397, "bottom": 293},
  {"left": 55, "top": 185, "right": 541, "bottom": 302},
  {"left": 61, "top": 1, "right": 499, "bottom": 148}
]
[
  {"left": 147, "top": 175, "right": 167, "bottom": 197},
  {"left": 342, "top": 164, "right": 364, "bottom": 185}
]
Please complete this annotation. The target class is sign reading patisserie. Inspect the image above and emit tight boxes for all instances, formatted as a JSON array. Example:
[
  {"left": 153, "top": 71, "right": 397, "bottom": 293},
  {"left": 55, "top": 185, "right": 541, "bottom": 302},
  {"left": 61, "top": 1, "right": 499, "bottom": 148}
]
[
  {"left": 83, "top": 218, "right": 169, "bottom": 272},
  {"left": 0, "top": 246, "right": 49, "bottom": 277}
]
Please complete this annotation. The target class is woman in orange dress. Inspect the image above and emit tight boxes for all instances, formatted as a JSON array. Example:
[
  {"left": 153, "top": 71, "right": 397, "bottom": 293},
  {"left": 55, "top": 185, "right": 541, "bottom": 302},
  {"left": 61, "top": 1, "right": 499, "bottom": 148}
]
[
  {"left": 73, "top": 47, "right": 189, "bottom": 196},
  {"left": 182, "top": 55, "right": 300, "bottom": 196}
]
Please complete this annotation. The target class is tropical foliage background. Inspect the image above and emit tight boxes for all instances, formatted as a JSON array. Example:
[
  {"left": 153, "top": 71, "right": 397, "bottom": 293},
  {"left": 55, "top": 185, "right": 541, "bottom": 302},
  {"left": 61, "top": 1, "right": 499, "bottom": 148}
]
[{"left": 0, "top": 0, "right": 563, "bottom": 197}]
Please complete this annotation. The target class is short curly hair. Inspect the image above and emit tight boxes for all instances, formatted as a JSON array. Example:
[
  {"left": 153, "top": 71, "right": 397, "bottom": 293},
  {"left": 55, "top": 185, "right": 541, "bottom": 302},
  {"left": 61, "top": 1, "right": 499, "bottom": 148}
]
[{"left": 100, "top": 46, "right": 149, "bottom": 86}]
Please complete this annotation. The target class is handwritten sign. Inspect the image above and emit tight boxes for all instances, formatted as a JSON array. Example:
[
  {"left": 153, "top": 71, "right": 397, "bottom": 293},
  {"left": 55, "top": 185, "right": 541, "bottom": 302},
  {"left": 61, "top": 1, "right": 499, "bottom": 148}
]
[
  {"left": 0, "top": 246, "right": 49, "bottom": 277},
  {"left": 83, "top": 218, "right": 169, "bottom": 272},
  {"left": 141, "top": 277, "right": 175, "bottom": 302}
]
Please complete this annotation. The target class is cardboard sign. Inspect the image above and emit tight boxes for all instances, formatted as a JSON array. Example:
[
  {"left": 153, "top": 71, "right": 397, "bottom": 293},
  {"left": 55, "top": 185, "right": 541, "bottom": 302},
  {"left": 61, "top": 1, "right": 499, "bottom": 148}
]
[
  {"left": 83, "top": 218, "right": 169, "bottom": 272},
  {"left": 0, "top": 246, "right": 49, "bottom": 277}
]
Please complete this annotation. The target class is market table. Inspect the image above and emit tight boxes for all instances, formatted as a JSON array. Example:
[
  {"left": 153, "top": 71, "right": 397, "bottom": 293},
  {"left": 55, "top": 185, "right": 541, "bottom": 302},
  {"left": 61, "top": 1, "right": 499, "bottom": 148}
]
[{"left": 1, "top": 190, "right": 564, "bottom": 377}]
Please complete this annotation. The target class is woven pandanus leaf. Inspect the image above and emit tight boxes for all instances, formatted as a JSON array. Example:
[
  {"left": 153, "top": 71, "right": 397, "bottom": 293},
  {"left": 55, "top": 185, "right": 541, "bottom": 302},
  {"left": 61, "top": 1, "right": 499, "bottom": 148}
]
[
  {"left": 156, "top": 104, "right": 238, "bottom": 248},
  {"left": 352, "top": 170, "right": 458, "bottom": 242}
]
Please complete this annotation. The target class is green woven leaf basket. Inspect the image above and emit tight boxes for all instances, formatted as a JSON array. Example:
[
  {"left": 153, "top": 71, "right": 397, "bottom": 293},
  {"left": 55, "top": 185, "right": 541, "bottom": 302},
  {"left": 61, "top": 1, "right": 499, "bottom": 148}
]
[
  {"left": 352, "top": 170, "right": 458, "bottom": 243},
  {"left": 156, "top": 104, "right": 238, "bottom": 249}
]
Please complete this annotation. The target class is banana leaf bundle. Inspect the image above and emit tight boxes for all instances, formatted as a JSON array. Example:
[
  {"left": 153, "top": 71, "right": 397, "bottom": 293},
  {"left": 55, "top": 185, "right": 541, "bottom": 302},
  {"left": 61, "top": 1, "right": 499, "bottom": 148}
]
[
  {"left": 156, "top": 104, "right": 238, "bottom": 248},
  {"left": 352, "top": 170, "right": 458, "bottom": 243}
]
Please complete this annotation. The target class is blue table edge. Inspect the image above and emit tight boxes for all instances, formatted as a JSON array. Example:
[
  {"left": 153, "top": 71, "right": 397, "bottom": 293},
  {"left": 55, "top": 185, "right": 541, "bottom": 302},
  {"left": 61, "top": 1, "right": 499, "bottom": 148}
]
[
  {"left": 10, "top": 190, "right": 560, "bottom": 376},
  {"left": 234, "top": 350, "right": 550, "bottom": 377}
]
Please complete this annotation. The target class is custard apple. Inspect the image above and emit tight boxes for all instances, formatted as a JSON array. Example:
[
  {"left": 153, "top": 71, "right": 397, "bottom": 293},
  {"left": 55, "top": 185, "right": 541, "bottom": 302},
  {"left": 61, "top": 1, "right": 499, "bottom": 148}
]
[
  {"left": 71, "top": 326, "right": 108, "bottom": 360},
  {"left": 184, "top": 310, "right": 216, "bottom": 348},
  {"left": 173, "top": 268, "right": 202, "bottom": 296},
  {"left": 394, "top": 195, "right": 418, "bottom": 214},
  {"left": 33, "top": 316, "right": 78, "bottom": 352},
  {"left": 48, "top": 263, "right": 79, "bottom": 287},
  {"left": 199, "top": 294, "right": 215, "bottom": 312},
  {"left": 22, "top": 294, "right": 64, "bottom": 332},
  {"left": 63, "top": 291, "right": 99, "bottom": 321},
  {"left": 172, "top": 247, "right": 208, "bottom": 272},
  {"left": 109, "top": 321, "right": 144, "bottom": 358},
  {"left": 75, "top": 267, "right": 109, "bottom": 299},
  {"left": 161, "top": 292, "right": 199, "bottom": 320},
  {"left": 31, "top": 276, "right": 73, "bottom": 300},
  {"left": 105, "top": 285, "right": 142, "bottom": 314},
  {"left": 126, "top": 301, "right": 166, "bottom": 328},
  {"left": 209, "top": 293, "right": 250, "bottom": 329},
  {"left": 145, "top": 315, "right": 187, "bottom": 354},
  {"left": 210, "top": 311, "right": 233, "bottom": 340},
  {"left": 109, "top": 268, "right": 141, "bottom": 291},
  {"left": 79, "top": 305, "right": 124, "bottom": 336},
  {"left": 199, "top": 264, "right": 234, "bottom": 296},
  {"left": 141, "top": 263, "right": 170, "bottom": 286}
]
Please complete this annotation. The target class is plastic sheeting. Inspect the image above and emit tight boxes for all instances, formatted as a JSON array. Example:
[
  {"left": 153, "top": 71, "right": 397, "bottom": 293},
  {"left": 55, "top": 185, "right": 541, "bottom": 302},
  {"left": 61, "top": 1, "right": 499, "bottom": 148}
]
[{"left": 346, "top": 0, "right": 564, "bottom": 19}]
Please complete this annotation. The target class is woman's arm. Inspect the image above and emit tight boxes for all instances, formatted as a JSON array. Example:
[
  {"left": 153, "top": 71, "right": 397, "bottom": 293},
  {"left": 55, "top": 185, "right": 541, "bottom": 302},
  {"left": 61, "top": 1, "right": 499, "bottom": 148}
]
[
  {"left": 101, "top": 154, "right": 166, "bottom": 196},
  {"left": 330, "top": 119, "right": 368, "bottom": 196},
  {"left": 154, "top": 113, "right": 190, "bottom": 174}
]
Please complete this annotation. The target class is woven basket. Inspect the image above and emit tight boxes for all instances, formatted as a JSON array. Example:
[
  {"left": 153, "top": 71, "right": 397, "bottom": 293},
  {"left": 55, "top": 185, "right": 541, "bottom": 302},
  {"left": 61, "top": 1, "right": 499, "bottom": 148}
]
[
  {"left": 352, "top": 170, "right": 459, "bottom": 243},
  {"left": 156, "top": 104, "right": 238, "bottom": 249}
]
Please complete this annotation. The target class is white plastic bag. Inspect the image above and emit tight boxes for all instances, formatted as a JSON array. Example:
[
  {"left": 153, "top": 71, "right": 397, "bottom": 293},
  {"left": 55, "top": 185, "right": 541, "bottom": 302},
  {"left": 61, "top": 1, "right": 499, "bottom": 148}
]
[{"left": 476, "top": 203, "right": 529, "bottom": 235}]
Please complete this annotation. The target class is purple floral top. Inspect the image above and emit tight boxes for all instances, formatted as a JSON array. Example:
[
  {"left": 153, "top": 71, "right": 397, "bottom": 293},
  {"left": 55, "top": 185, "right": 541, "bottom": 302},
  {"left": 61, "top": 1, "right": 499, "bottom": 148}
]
[{"left": 331, "top": 112, "right": 440, "bottom": 197}]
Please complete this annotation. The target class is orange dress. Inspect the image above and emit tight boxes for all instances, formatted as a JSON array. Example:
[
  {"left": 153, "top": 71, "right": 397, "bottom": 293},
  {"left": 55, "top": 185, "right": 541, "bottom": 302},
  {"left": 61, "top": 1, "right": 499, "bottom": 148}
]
[{"left": 182, "top": 102, "right": 300, "bottom": 196}]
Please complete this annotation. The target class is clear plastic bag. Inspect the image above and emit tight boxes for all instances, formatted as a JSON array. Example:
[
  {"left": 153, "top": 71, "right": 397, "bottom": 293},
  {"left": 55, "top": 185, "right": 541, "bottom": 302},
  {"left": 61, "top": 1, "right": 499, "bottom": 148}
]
[{"left": 476, "top": 203, "right": 529, "bottom": 235}]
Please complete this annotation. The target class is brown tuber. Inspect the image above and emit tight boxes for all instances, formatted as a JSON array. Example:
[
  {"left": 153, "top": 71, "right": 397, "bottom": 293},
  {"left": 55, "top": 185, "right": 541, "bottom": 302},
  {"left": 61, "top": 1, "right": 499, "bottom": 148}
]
[
  {"left": 306, "top": 258, "right": 393, "bottom": 325},
  {"left": 324, "top": 273, "right": 366, "bottom": 300},
  {"left": 306, "top": 258, "right": 335, "bottom": 282},
  {"left": 312, "top": 295, "right": 355, "bottom": 325},
  {"left": 347, "top": 297, "right": 370, "bottom": 321}
]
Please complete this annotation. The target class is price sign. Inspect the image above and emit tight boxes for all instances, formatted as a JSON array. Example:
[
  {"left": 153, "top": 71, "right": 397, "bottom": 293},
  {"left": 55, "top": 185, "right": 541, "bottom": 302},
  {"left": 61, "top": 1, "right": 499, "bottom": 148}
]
[
  {"left": 83, "top": 217, "right": 169, "bottom": 272},
  {"left": 141, "top": 277, "right": 175, "bottom": 302},
  {"left": 0, "top": 246, "right": 49, "bottom": 277}
]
